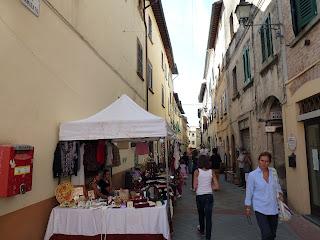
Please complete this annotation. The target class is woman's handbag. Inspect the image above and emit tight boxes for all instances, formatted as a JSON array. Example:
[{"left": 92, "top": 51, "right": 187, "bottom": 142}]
[{"left": 278, "top": 200, "right": 293, "bottom": 222}]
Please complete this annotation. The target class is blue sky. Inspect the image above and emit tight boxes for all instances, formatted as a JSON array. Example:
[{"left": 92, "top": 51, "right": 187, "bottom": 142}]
[{"left": 162, "top": 0, "right": 214, "bottom": 127}]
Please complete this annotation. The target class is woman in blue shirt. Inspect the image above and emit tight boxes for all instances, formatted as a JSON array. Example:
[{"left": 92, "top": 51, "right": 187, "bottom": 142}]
[{"left": 244, "top": 151, "right": 283, "bottom": 240}]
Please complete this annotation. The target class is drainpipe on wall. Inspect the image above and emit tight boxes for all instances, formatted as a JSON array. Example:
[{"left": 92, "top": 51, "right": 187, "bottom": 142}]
[
  {"left": 276, "top": 0, "right": 288, "bottom": 105},
  {"left": 143, "top": 0, "right": 149, "bottom": 111}
]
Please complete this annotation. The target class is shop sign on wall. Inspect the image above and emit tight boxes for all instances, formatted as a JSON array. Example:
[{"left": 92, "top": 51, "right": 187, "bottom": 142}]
[
  {"left": 21, "top": 0, "right": 40, "bottom": 17},
  {"left": 287, "top": 136, "right": 297, "bottom": 152}
]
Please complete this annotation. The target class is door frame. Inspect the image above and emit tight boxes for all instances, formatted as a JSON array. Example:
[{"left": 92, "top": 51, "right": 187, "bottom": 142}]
[{"left": 304, "top": 117, "right": 320, "bottom": 217}]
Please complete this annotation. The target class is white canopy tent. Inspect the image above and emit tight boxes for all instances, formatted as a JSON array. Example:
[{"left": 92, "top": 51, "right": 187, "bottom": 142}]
[
  {"left": 59, "top": 94, "right": 173, "bottom": 141},
  {"left": 58, "top": 94, "right": 172, "bottom": 214}
]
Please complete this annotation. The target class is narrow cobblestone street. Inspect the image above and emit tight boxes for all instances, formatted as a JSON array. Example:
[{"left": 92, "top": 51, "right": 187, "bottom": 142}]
[{"left": 172, "top": 175, "right": 320, "bottom": 240}]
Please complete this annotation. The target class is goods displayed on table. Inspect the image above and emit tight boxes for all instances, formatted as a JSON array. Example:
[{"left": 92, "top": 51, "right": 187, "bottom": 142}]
[
  {"left": 54, "top": 180, "right": 165, "bottom": 210},
  {"left": 52, "top": 139, "right": 179, "bottom": 211}
]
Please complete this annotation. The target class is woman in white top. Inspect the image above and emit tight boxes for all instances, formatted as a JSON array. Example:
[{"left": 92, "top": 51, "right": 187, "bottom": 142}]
[{"left": 193, "top": 155, "right": 219, "bottom": 240}]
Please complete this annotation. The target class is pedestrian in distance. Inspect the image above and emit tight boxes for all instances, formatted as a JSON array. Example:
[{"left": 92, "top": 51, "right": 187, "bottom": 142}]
[
  {"left": 191, "top": 149, "right": 199, "bottom": 191},
  {"left": 210, "top": 148, "right": 222, "bottom": 188},
  {"left": 237, "top": 148, "right": 247, "bottom": 188},
  {"left": 193, "top": 154, "right": 219, "bottom": 240},
  {"left": 244, "top": 151, "right": 284, "bottom": 240},
  {"left": 181, "top": 151, "right": 190, "bottom": 174},
  {"left": 243, "top": 150, "right": 252, "bottom": 188},
  {"left": 179, "top": 158, "right": 188, "bottom": 185},
  {"left": 199, "top": 145, "right": 209, "bottom": 156}
]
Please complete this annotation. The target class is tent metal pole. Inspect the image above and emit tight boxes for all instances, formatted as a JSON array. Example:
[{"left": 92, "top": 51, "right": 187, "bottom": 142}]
[{"left": 164, "top": 137, "right": 170, "bottom": 216}]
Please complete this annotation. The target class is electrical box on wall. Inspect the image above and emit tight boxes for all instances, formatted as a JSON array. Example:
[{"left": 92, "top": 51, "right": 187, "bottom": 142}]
[
  {"left": 288, "top": 153, "right": 296, "bottom": 168},
  {"left": 0, "top": 145, "right": 34, "bottom": 197}
]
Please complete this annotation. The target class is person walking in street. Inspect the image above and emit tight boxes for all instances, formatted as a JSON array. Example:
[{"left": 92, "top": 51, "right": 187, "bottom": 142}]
[
  {"left": 244, "top": 151, "right": 283, "bottom": 240},
  {"left": 237, "top": 148, "right": 247, "bottom": 188},
  {"left": 191, "top": 149, "right": 199, "bottom": 191},
  {"left": 210, "top": 148, "right": 222, "bottom": 188},
  {"left": 193, "top": 154, "right": 219, "bottom": 240},
  {"left": 181, "top": 151, "right": 190, "bottom": 175},
  {"left": 243, "top": 151, "right": 252, "bottom": 188}
]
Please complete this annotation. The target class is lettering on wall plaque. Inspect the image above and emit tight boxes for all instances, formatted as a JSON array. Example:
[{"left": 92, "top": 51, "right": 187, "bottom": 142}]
[{"left": 21, "top": 0, "right": 40, "bottom": 17}]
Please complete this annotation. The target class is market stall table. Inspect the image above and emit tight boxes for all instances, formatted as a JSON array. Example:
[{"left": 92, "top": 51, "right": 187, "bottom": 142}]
[{"left": 44, "top": 203, "right": 170, "bottom": 240}]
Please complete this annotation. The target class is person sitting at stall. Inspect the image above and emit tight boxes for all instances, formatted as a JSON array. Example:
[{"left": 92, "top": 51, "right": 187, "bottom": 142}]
[
  {"left": 91, "top": 171, "right": 110, "bottom": 199},
  {"left": 99, "top": 169, "right": 113, "bottom": 196}
]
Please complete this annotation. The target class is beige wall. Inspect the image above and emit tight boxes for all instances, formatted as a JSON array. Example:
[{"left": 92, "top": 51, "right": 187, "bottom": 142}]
[
  {"left": 146, "top": 8, "right": 174, "bottom": 122},
  {"left": 0, "top": 0, "right": 146, "bottom": 216},
  {"left": 283, "top": 79, "right": 320, "bottom": 213}
]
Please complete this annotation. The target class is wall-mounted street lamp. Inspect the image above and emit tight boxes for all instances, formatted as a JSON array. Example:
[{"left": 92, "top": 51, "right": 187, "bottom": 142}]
[{"left": 235, "top": 0, "right": 281, "bottom": 31}]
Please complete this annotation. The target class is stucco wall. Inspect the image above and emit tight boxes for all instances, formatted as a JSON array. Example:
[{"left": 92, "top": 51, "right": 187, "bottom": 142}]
[{"left": 0, "top": 0, "right": 145, "bottom": 216}]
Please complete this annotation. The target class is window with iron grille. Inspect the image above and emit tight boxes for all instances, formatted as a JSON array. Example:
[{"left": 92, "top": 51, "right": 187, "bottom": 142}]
[
  {"left": 148, "top": 16, "right": 152, "bottom": 41},
  {"left": 260, "top": 14, "right": 273, "bottom": 62},
  {"left": 137, "top": 39, "right": 143, "bottom": 79},
  {"left": 298, "top": 93, "right": 320, "bottom": 114},
  {"left": 291, "top": 0, "right": 317, "bottom": 34},
  {"left": 147, "top": 60, "right": 153, "bottom": 90}
]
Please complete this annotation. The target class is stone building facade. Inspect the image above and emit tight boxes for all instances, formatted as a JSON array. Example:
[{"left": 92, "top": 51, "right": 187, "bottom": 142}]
[{"left": 200, "top": 0, "right": 287, "bottom": 191}]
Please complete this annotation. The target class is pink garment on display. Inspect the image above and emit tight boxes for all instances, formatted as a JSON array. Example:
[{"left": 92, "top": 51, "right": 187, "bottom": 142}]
[
  {"left": 180, "top": 164, "right": 188, "bottom": 179},
  {"left": 135, "top": 142, "right": 149, "bottom": 155}
]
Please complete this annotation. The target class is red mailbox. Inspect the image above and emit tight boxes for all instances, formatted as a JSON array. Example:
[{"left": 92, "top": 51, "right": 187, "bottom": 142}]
[{"left": 0, "top": 145, "right": 34, "bottom": 197}]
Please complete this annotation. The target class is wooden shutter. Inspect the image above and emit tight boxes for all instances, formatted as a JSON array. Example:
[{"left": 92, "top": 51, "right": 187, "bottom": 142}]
[
  {"left": 295, "top": 0, "right": 317, "bottom": 32},
  {"left": 147, "top": 61, "right": 152, "bottom": 89},
  {"left": 137, "top": 40, "right": 143, "bottom": 77},
  {"left": 243, "top": 48, "right": 251, "bottom": 83},
  {"left": 266, "top": 16, "right": 273, "bottom": 57},
  {"left": 260, "top": 26, "right": 267, "bottom": 62},
  {"left": 243, "top": 51, "right": 247, "bottom": 83},
  {"left": 246, "top": 48, "right": 251, "bottom": 80}
]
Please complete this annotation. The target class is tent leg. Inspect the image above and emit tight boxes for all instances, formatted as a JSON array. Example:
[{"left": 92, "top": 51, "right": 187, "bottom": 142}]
[{"left": 164, "top": 137, "right": 170, "bottom": 217}]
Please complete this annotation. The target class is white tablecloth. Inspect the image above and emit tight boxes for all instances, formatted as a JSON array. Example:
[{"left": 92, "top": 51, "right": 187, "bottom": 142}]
[{"left": 44, "top": 203, "right": 170, "bottom": 240}]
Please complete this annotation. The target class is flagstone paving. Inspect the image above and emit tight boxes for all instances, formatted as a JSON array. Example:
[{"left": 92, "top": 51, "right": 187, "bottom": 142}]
[{"left": 171, "top": 175, "right": 320, "bottom": 240}]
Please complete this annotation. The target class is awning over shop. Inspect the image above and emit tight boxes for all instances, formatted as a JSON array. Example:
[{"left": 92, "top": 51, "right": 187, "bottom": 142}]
[{"left": 59, "top": 95, "right": 173, "bottom": 141}]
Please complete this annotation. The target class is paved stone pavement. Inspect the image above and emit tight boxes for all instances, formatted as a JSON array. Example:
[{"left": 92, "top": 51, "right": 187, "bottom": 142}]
[{"left": 171, "top": 175, "right": 320, "bottom": 240}]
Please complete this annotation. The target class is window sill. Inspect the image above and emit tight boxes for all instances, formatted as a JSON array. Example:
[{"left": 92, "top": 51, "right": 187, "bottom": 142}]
[
  {"left": 243, "top": 78, "right": 253, "bottom": 92},
  {"left": 148, "top": 88, "right": 154, "bottom": 94},
  {"left": 260, "top": 54, "right": 278, "bottom": 75},
  {"left": 137, "top": 72, "right": 144, "bottom": 81},
  {"left": 232, "top": 92, "right": 240, "bottom": 101},
  {"left": 289, "top": 17, "right": 320, "bottom": 48}
]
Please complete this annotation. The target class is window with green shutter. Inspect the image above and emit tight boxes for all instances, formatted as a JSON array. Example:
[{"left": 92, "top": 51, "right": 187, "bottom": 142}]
[
  {"left": 291, "top": 0, "right": 317, "bottom": 34},
  {"left": 243, "top": 47, "right": 251, "bottom": 85},
  {"left": 260, "top": 15, "right": 273, "bottom": 63}
]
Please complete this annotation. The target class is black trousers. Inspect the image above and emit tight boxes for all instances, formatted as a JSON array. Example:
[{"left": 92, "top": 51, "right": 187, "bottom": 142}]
[
  {"left": 255, "top": 211, "right": 278, "bottom": 240},
  {"left": 239, "top": 168, "right": 245, "bottom": 186},
  {"left": 191, "top": 167, "right": 197, "bottom": 189},
  {"left": 196, "top": 194, "right": 214, "bottom": 240}
]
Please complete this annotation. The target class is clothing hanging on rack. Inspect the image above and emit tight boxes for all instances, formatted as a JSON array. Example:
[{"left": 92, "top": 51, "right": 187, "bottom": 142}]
[
  {"left": 53, "top": 141, "right": 80, "bottom": 178},
  {"left": 72, "top": 143, "right": 85, "bottom": 185}
]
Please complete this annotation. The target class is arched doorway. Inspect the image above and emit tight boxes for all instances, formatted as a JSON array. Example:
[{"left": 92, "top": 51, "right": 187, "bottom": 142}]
[{"left": 263, "top": 96, "right": 287, "bottom": 193}]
